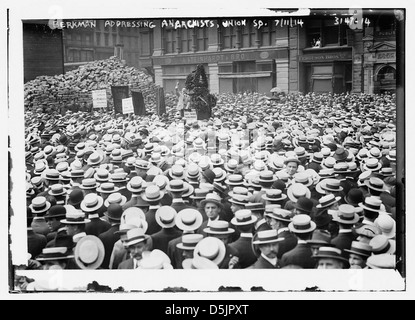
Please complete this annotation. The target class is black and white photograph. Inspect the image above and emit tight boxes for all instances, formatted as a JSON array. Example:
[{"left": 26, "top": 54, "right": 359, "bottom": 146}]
[{"left": 4, "top": 0, "right": 414, "bottom": 300}]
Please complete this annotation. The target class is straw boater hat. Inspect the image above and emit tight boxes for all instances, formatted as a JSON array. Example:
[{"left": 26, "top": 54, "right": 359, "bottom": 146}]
[
  {"left": 358, "top": 196, "right": 386, "bottom": 213},
  {"left": 176, "top": 234, "right": 204, "bottom": 251},
  {"left": 200, "top": 193, "right": 224, "bottom": 209},
  {"left": 332, "top": 204, "right": 360, "bottom": 225},
  {"left": 362, "top": 158, "right": 382, "bottom": 172},
  {"left": 29, "top": 196, "right": 51, "bottom": 215},
  {"left": 231, "top": 209, "right": 258, "bottom": 226},
  {"left": 364, "top": 177, "right": 385, "bottom": 192},
  {"left": 167, "top": 165, "right": 186, "bottom": 180},
  {"left": 96, "top": 182, "right": 120, "bottom": 194},
  {"left": 369, "top": 234, "right": 396, "bottom": 255},
  {"left": 316, "top": 193, "right": 341, "bottom": 209},
  {"left": 79, "top": 178, "right": 100, "bottom": 190},
  {"left": 182, "top": 256, "right": 219, "bottom": 269},
  {"left": 292, "top": 171, "right": 313, "bottom": 187},
  {"left": 175, "top": 208, "right": 203, "bottom": 231},
  {"left": 36, "top": 246, "right": 75, "bottom": 262},
  {"left": 80, "top": 193, "right": 104, "bottom": 213},
  {"left": 287, "top": 183, "right": 311, "bottom": 202},
  {"left": 74, "top": 235, "right": 105, "bottom": 269},
  {"left": 311, "top": 246, "right": 349, "bottom": 266},
  {"left": 374, "top": 214, "right": 396, "bottom": 239},
  {"left": 288, "top": 214, "right": 316, "bottom": 234},
  {"left": 123, "top": 227, "right": 151, "bottom": 247},
  {"left": 104, "top": 192, "right": 127, "bottom": 207},
  {"left": 252, "top": 229, "right": 285, "bottom": 245},
  {"left": 141, "top": 185, "right": 164, "bottom": 202},
  {"left": 203, "top": 220, "right": 235, "bottom": 235},
  {"left": 224, "top": 174, "right": 247, "bottom": 187},
  {"left": 344, "top": 241, "right": 372, "bottom": 258},
  {"left": 366, "top": 253, "right": 396, "bottom": 269},
  {"left": 87, "top": 151, "right": 104, "bottom": 166},
  {"left": 261, "top": 189, "right": 287, "bottom": 202},
  {"left": 265, "top": 208, "right": 294, "bottom": 222},
  {"left": 193, "top": 236, "right": 226, "bottom": 266},
  {"left": 60, "top": 207, "right": 91, "bottom": 225},
  {"left": 127, "top": 176, "right": 145, "bottom": 193},
  {"left": 315, "top": 178, "right": 344, "bottom": 195},
  {"left": 189, "top": 188, "right": 210, "bottom": 200},
  {"left": 155, "top": 206, "right": 178, "bottom": 228}
]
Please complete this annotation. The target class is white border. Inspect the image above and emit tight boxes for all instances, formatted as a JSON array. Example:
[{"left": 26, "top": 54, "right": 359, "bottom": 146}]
[{"left": 3, "top": 0, "right": 414, "bottom": 300}]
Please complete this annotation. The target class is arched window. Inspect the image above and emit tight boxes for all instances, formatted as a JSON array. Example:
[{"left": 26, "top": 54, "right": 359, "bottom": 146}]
[{"left": 377, "top": 66, "right": 396, "bottom": 81}]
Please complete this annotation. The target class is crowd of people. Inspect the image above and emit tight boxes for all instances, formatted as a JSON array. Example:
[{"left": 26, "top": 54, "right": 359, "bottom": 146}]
[{"left": 19, "top": 90, "right": 400, "bottom": 283}]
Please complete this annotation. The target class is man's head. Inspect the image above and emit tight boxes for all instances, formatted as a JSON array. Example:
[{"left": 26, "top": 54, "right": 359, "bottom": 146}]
[
  {"left": 253, "top": 229, "right": 285, "bottom": 260},
  {"left": 312, "top": 247, "right": 349, "bottom": 269}
]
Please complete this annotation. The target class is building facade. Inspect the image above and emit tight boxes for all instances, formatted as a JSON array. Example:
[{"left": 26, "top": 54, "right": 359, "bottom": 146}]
[{"left": 26, "top": 10, "right": 398, "bottom": 94}]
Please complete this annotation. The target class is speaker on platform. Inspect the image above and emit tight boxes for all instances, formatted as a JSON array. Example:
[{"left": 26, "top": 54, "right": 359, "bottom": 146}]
[{"left": 111, "top": 86, "right": 130, "bottom": 115}]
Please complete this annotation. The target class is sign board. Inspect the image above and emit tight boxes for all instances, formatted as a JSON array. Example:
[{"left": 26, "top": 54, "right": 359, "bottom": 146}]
[
  {"left": 184, "top": 109, "right": 197, "bottom": 123},
  {"left": 122, "top": 97, "right": 134, "bottom": 114},
  {"left": 111, "top": 86, "right": 130, "bottom": 114},
  {"left": 92, "top": 89, "right": 107, "bottom": 109}
]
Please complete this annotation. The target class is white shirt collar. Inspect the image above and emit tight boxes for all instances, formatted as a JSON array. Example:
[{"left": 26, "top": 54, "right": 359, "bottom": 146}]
[
  {"left": 240, "top": 233, "right": 253, "bottom": 238},
  {"left": 261, "top": 253, "right": 278, "bottom": 267},
  {"left": 297, "top": 239, "right": 308, "bottom": 244},
  {"left": 88, "top": 213, "right": 99, "bottom": 219},
  {"left": 73, "top": 232, "right": 87, "bottom": 243},
  {"left": 149, "top": 205, "right": 161, "bottom": 210},
  {"left": 172, "top": 198, "right": 184, "bottom": 203},
  {"left": 277, "top": 227, "right": 289, "bottom": 235},
  {"left": 339, "top": 229, "right": 352, "bottom": 234},
  {"left": 207, "top": 216, "right": 220, "bottom": 226}
]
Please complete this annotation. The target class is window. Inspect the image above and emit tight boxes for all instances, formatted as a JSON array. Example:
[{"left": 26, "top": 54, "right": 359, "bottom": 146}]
[
  {"left": 96, "top": 32, "right": 101, "bottom": 46},
  {"left": 235, "top": 61, "right": 256, "bottom": 73},
  {"left": 241, "top": 24, "right": 256, "bottom": 48},
  {"left": 104, "top": 33, "right": 109, "bottom": 46},
  {"left": 164, "top": 28, "right": 177, "bottom": 53},
  {"left": 180, "top": 29, "right": 193, "bottom": 53},
  {"left": 112, "top": 34, "right": 117, "bottom": 46},
  {"left": 377, "top": 66, "right": 396, "bottom": 81},
  {"left": 140, "top": 31, "right": 151, "bottom": 55},
  {"left": 196, "top": 27, "right": 208, "bottom": 51},
  {"left": 221, "top": 25, "right": 237, "bottom": 49},
  {"left": 306, "top": 19, "right": 348, "bottom": 48},
  {"left": 260, "top": 21, "right": 276, "bottom": 46}
]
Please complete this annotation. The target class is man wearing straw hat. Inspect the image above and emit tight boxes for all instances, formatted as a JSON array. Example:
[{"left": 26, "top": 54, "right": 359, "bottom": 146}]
[
  {"left": 248, "top": 229, "right": 285, "bottom": 269},
  {"left": 280, "top": 214, "right": 317, "bottom": 269}
]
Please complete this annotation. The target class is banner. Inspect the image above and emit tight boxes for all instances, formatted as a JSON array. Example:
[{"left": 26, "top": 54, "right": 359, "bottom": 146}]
[
  {"left": 92, "top": 89, "right": 107, "bottom": 109},
  {"left": 184, "top": 109, "right": 197, "bottom": 123},
  {"left": 111, "top": 85, "right": 129, "bottom": 114},
  {"left": 122, "top": 97, "right": 134, "bottom": 114}
]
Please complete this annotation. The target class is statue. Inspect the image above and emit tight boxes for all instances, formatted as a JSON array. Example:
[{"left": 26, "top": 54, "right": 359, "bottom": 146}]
[{"left": 184, "top": 64, "right": 217, "bottom": 120}]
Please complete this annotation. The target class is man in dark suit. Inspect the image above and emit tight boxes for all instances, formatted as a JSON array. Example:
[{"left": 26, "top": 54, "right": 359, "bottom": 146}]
[
  {"left": 150, "top": 206, "right": 182, "bottom": 254},
  {"left": 81, "top": 193, "right": 111, "bottom": 237},
  {"left": 280, "top": 214, "right": 317, "bottom": 269},
  {"left": 228, "top": 209, "right": 258, "bottom": 269},
  {"left": 248, "top": 229, "right": 285, "bottom": 269},
  {"left": 330, "top": 204, "right": 359, "bottom": 257},
  {"left": 27, "top": 207, "right": 47, "bottom": 259},
  {"left": 118, "top": 228, "right": 151, "bottom": 269},
  {"left": 203, "top": 220, "right": 240, "bottom": 269},
  {"left": 264, "top": 208, "right": 298, "bottom": 259},
  {"left": 122, "top": 176, "right": 145, "bottom": 211},
  {"left": 141, "top": 185, "right": 164, "bottom": 235},
  {"left": 98, "top": 203, "right": 123, "bottom": 269},
  {"left": 44, "top": 204, "right": 67, "bottom": 243}
]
